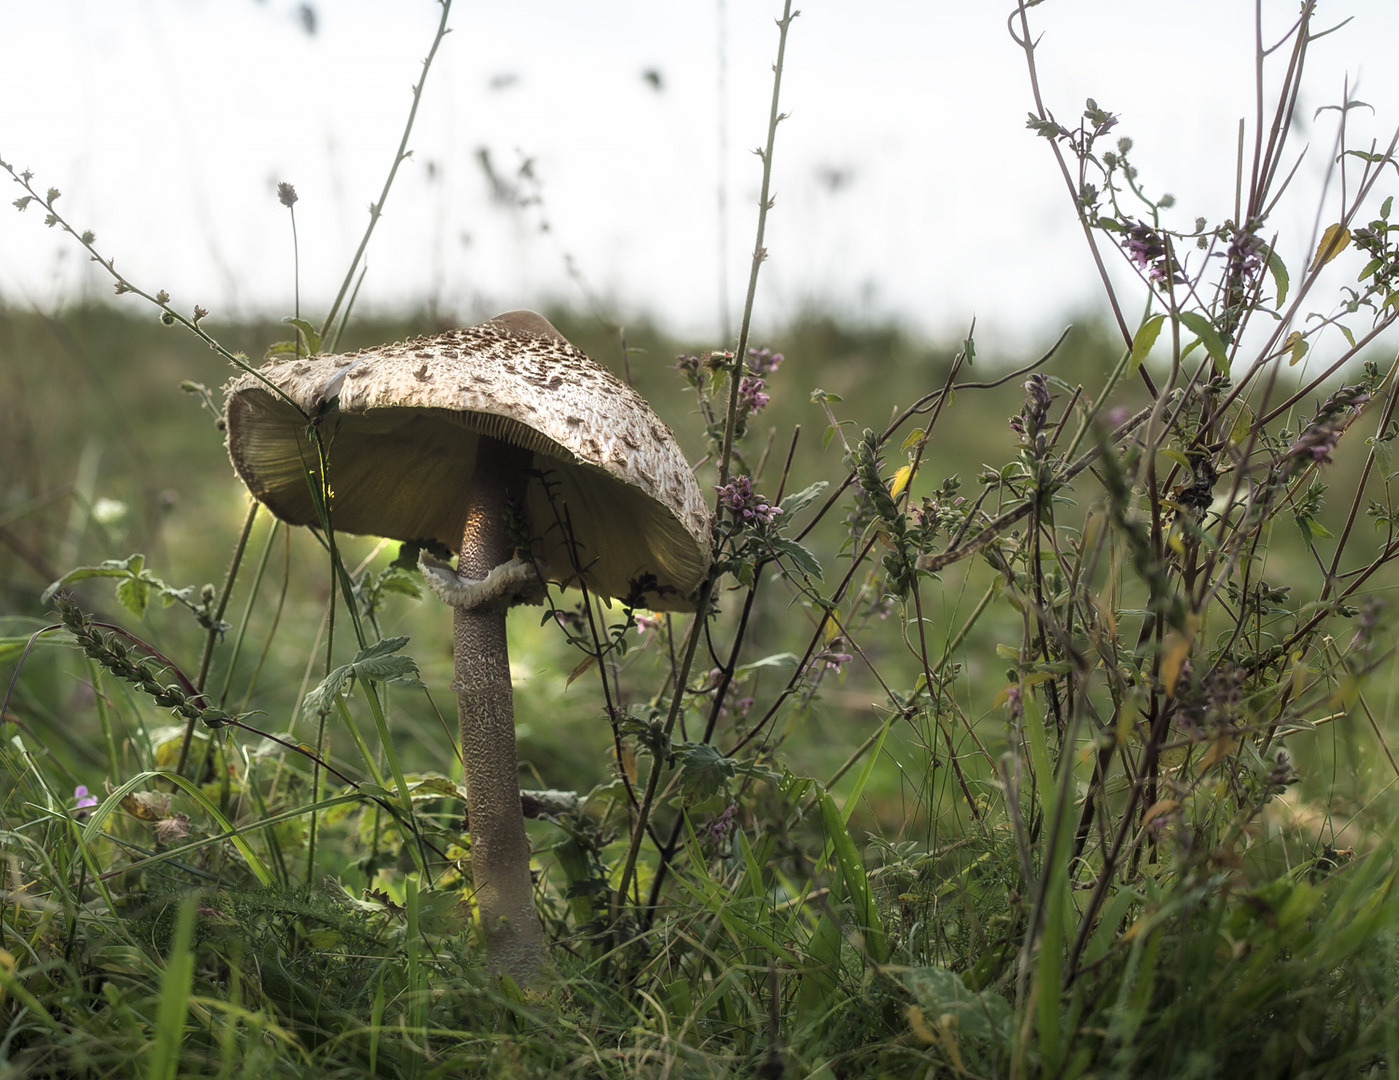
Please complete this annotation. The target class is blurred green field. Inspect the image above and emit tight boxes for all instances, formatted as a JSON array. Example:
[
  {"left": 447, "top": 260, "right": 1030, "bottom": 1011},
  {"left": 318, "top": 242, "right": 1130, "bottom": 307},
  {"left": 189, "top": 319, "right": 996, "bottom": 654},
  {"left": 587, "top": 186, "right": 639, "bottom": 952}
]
[{"left": 3, "top": 302, "right": 1394, "bottom": 850}]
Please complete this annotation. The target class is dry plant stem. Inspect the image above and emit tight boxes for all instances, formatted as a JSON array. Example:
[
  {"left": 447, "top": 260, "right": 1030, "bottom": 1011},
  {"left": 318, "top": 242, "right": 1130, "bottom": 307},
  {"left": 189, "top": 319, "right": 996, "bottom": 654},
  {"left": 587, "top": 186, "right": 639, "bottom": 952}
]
[
  {"left": 620, "top": 0, "right": 795, "bottom": 924},
  {"left": 611, "top": 575, "right": 713, "bottom": 923},
  {"left": 176, "top": 500, "right": 260, "bottom": 778},
  {"left": 716, "top": 0, "right": 797, "bottom": 491},
  {"left": 1012, "top": 2, "right": 1130, "bottom": 348},
  {"left": 454, "top": 436, "right": 542, "bottom": 982},
  {"left": 318, "top": 0, "right": 453, "bottom": 340}
]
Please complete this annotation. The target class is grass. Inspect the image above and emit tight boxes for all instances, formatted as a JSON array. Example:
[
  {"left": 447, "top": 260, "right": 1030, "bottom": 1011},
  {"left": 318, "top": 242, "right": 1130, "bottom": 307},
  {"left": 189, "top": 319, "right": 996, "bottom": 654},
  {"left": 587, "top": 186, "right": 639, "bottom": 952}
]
[{"left": 6, "top": 1, "right": 1399, "bottom": 1076}]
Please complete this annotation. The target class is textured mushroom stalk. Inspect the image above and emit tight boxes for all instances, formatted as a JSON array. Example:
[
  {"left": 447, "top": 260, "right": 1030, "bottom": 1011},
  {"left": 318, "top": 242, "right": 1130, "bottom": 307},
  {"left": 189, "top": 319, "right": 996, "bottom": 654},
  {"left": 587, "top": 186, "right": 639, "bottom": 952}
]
[{"left": 453, "top": 435, "right": 544, "bottom": 982}]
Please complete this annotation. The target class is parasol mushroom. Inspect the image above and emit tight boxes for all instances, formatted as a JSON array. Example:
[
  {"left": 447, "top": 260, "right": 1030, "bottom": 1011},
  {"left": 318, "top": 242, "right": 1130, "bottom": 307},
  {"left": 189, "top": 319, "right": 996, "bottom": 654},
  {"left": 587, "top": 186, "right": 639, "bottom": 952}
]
[{"left": 223, "top": 310, "right": 711, "bottom": 982}]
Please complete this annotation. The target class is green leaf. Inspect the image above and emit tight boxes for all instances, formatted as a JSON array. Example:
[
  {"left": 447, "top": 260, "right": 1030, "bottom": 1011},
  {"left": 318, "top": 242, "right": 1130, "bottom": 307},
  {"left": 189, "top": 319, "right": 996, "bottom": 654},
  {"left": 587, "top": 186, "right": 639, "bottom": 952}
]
[
  {"left": 768, "top": 537, "right": 824, "bottom": 581},
  {"left": 819, "top": 789, "right": 888, "bottom": 964},
  {"left": 672, "top": 742, "right": 735, "bottom": 802},
  {"left": 42, "top": 554, "right": 146, "bottom": 606},
  {"left": 282, "top": 316, "right": 323, "bottom": 355},
  {"left": 780, "top": 481, "right": 829, "bottom": 518},
  {"left": 906, "top": 967, "right": 1012, "bottom": 1042},
  {"left": 736, "top": 652, "right": 800, "bottom": 674},
  {"left": 304, "top": 670, "right": 352, "bottom": 717},
  {"left": 1266, "top": 249, "right": 1290, "bottom": 308},
  {"left": 1129, "top": 313, "right": 1166, "bottom": 373},
  {"left": 116, "top": 576, "right": 152, "bottom": 617},
  {"left": 350, "top": 636, "right": 419, "bottom": 682},
  {"left": 1177, "top": 311, "right": 1229, "bottom": 373}
]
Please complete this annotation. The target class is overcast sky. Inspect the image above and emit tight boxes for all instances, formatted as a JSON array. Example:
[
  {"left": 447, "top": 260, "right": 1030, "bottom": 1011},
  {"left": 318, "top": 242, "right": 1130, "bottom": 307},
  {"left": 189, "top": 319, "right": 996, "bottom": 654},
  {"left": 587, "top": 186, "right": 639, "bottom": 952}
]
[{"left": 3, "top": 1, "right": 1398, "bottom": 353}]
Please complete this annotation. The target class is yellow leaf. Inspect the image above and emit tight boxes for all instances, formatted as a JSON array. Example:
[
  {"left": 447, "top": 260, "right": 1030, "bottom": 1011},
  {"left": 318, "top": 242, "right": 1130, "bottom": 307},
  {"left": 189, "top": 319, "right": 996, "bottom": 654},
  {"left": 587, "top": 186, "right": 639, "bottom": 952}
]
[
  {"left": 120, "top": 792, "right": 165, "bottom": 822},
  {"left": 1160, "top": 614, "right": 1199, "bottom": 697},
  {"left": 907, "top": 1005, "right": 938, "bottom": 1044},
  {"left": 1197, "top": 736, "right": 1237, "bottom": 773},
  {"left": 1309, "top": 223, "right": 1351, "bottom": 272},
  {"left": 900, "top": 428, "right": 925, "bottom": 453},
  {"left": 991, "top": 684, "right": 1014, "bottom": 710},
  {"left": 1142, "top": 799, "right": 1179, "bottom": 826},
  {"left": 620, "top": 748, "right": 637, "bottom": 783},
  {"left": 889, "top": 464, "right": 914, "bottom": 499},
  {"left": 1284, "top": 331, "right": 1308, "bottom": 366}
]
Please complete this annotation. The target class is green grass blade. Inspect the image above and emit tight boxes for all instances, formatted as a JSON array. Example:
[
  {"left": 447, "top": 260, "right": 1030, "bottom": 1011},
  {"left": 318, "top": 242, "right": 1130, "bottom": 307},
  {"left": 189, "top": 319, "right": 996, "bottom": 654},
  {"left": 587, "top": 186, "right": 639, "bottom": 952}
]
[{"left": 147, "top": 897, "right": 197, "bottom": 1080}]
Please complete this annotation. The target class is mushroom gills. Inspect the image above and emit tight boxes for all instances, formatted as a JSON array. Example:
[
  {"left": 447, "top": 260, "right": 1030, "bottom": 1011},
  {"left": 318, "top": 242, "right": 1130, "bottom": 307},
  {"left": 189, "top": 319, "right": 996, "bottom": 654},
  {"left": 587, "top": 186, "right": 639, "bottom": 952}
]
[{"left": 228, "top": 397, "right": 706, "bottom": 609}]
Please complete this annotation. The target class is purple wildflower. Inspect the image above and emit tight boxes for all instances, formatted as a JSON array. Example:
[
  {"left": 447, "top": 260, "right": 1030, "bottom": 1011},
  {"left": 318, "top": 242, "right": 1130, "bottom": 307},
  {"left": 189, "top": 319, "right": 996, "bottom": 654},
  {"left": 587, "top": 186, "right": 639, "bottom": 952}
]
[
  {"left": 717, "top": 475, "right": 782, "bottom": 527},
  {"left": 746, "top": 347, "right": 784, "bottom": 377},
  {"left": 1122, "top": 219, "right": 1184, "bottom": 286},
  {"left": 814, "top": 637, "right": 853, "bottom": 673},
  {"left": 737, "top": 374, "right": 770, "bottom": 417},
  {"left": 635, "top": 612, "right": 662, "bottom": 635},
  {"left": 73, "top": 785, "right": 98, "bottom": 819},
  {"left": 1285, "top": 384, "right": 1371, "bottom": 472},
  {"left": 706, "top": 804, "right": 737, "bottom": 846}
]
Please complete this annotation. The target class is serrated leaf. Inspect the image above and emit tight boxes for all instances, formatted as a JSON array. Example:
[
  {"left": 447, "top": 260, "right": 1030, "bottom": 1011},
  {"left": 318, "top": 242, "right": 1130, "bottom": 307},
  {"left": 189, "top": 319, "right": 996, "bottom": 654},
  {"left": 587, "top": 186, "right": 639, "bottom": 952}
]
[
  {"left": 303, "top": 668, "right": 352, "bottom": 716},
  {"left": 1129, "top": 313, "right": 1167, "bottom": 373},
  {"left": 768, "top": 537, "right": 823, "bottom": 580},
  {"left": 353, "top": 654, "right": 420, "bottom": 682},
  {"left": 672, "top": 742, "right": 734, "bottom": 802},
  {"left": 1177, "top": 311, "right": 1229, "bottom": 373},
  {"left": 116, "top": 576, "right": 151, "bottom": 617},
  {"left": 352, "top": 636, "right": 410, "bottom": 661},
  {"left": 1266, "top": 249, "right": 1290, "bottom": 308},
  {"left": 779, "top": 481, "right": 828, "bottom": 517},
  {"left": 264, "top": 340, "right": 303, "bottom": 357},
  {"left": 1309, "top": 223, "right": 1351, "bottom": 272}
]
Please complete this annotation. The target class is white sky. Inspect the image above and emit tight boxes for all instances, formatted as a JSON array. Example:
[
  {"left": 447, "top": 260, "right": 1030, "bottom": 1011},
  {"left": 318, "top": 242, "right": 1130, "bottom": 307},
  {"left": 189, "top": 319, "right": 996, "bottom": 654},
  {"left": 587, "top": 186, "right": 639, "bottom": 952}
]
[{"left": 2, "top": 1, "right": 1398, "bottom": 352}]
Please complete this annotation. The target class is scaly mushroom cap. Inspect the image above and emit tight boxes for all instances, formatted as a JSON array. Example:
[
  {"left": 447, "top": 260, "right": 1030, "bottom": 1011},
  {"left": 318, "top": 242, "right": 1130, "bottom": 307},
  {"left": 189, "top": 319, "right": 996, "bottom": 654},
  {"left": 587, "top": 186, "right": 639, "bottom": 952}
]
[{"left": 224, "top": 311, "right": 712, "bottom": 610}]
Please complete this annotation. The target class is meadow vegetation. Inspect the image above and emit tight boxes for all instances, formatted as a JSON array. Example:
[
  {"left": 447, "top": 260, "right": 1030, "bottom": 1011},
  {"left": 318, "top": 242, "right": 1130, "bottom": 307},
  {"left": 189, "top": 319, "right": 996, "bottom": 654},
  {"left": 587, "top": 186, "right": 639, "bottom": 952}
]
[{"left": 5, "top": 1, "right": 1399, "bottom": 1076}]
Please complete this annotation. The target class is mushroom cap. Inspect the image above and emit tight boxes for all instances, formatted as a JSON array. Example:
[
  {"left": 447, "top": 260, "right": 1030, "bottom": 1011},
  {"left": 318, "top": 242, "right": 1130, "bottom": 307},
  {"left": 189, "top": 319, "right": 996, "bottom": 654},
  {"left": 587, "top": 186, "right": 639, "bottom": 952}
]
[{"left": 224, "top": 311, "right": 712, "bottom": 611}]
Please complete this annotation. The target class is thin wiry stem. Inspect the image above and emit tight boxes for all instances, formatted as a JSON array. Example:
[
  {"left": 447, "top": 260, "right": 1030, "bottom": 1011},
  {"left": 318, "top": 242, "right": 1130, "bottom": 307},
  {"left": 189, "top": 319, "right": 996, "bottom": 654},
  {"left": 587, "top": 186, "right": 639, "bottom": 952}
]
[{"left": 318, "top": 0, "right": 453, "bottom": 341}]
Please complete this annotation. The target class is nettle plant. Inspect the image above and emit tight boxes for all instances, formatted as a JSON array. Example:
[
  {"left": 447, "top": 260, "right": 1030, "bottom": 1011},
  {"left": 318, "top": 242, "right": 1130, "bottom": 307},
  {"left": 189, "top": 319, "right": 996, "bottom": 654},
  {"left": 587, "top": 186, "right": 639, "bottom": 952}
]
[{"left": 6, "top": 0, "right": 1399, "bottom": 1073}]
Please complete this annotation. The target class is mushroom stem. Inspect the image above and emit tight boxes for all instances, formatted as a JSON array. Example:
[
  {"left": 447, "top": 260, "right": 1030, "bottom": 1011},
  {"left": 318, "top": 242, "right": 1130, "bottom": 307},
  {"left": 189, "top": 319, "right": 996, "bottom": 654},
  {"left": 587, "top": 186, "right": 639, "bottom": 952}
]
[{"left": 453, "top": 434, "right": 543, "bottom": 982}]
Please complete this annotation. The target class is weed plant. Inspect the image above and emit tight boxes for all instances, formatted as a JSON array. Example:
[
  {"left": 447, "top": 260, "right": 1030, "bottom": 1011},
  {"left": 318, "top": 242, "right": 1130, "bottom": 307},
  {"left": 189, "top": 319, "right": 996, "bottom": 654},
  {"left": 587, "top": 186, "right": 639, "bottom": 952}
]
[{"left": 5, "top": 1, "right": 1399, "bottom": 1076}]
